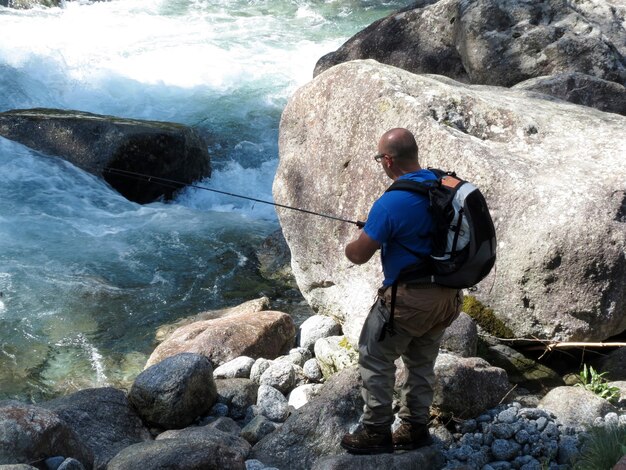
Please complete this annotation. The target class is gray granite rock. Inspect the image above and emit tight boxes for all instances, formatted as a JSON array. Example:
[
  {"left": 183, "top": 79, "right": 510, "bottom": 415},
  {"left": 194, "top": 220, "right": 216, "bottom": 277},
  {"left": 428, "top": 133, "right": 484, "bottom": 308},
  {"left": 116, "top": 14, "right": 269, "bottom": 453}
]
[{"left": 129, "top": 353, "right": 217, "bottom": 429}]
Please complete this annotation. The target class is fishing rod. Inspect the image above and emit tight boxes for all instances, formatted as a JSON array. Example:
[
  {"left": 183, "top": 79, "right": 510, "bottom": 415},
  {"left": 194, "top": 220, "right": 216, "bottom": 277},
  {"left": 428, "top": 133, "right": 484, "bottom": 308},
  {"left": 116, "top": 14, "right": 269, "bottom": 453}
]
[{"left": 103, "top": 167, "right": 365, "bottom": 227}]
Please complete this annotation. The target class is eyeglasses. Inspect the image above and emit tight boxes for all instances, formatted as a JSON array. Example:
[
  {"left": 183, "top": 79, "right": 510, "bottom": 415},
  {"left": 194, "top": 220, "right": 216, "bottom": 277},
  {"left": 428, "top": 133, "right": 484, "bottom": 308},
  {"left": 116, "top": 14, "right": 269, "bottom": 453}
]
[{"left": 374, "top": 153, "right": 385, "bottom": 162}]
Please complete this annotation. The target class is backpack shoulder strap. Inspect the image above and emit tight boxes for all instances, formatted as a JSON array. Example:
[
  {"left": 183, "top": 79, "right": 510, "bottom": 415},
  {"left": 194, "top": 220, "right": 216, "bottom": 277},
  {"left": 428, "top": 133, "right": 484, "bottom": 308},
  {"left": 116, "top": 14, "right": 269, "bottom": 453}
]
[{"left": 385, "top": 179, "right": 432, "bottom": 194}]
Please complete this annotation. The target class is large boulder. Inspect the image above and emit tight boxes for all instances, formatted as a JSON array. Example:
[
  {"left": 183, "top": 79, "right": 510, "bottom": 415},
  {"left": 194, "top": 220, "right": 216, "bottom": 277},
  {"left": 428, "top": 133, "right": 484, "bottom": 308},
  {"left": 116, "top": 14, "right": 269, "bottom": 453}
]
[
  {"left": 0, "top": 108, "right": 210, "bottom": 203},
  {"left": 0, "top": 402, "right": 92, "bottom": 466},
  {"left": 41, "top": 387, "right": 151, "bottom": 470},
  {"left": 274, "top": 59, "right": 626, "bottom": 344},
  {"left": 129, "top": 353, "right": 217, "bottom": 429},
  {"left": 314, "top": 0, "right": 626, "bottom": 114},
  {"left": 433, "top": 353, "right": 510, "bottom": 418},
  {"left": 538, "top": 385, "right": 618, "bottom": 429},
  {"left": 147, "top": 309, "right": 296, "bottom": 368},
  {"left": 513, "top": 73, "right": 626, "bottom": 116},
  {"left": 313, "top": 0, "right": 626, "bottom": 114}
]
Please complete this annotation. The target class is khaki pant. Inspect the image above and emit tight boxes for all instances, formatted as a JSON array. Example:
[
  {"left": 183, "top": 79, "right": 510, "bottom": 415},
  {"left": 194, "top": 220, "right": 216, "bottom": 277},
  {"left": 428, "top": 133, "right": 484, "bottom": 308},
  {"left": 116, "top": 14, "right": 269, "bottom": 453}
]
[{"left": 358, "top": 284, "right": 462, "bottom": 428}]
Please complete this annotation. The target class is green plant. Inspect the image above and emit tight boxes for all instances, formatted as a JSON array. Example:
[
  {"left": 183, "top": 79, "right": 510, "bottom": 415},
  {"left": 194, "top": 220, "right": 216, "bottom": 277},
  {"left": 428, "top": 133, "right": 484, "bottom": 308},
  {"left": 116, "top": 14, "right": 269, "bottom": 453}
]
[
  {"left": 462, "top": 296, "right": 514, "bottom": 338},
  {"left": 574, "top": 424, "right": 626, "bottom": 470},
  {"left": 575, "top": 364, "right": 621, "bottom": 404}
]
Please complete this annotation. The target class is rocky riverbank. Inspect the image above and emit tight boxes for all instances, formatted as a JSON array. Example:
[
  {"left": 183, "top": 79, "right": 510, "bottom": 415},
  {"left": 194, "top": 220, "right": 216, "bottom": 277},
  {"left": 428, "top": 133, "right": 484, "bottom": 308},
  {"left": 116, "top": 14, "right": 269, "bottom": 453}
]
[{"left": 1, "top": 287, "right": 625, "bottom": 469}]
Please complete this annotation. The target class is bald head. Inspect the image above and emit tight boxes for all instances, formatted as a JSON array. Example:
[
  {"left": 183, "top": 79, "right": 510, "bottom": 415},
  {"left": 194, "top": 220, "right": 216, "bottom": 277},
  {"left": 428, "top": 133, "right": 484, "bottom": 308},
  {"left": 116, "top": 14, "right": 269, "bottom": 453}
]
[{"left": 378, "top": 128, "right": 419, "bottom": 163}]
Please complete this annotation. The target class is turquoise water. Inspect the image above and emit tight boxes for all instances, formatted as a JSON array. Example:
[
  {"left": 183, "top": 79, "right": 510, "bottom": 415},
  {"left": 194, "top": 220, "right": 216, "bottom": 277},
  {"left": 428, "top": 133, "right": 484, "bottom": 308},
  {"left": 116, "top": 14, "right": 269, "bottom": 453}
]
[{"left": 0, "top": 0, "right": 412, "bottom": 401}]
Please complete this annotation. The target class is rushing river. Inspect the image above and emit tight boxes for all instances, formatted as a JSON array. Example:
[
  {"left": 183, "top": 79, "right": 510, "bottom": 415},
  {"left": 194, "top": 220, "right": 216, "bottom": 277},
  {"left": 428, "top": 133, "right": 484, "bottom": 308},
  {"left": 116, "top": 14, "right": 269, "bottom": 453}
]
[{"left": 0, "top": 0, "right": 412, "bottom": 401}]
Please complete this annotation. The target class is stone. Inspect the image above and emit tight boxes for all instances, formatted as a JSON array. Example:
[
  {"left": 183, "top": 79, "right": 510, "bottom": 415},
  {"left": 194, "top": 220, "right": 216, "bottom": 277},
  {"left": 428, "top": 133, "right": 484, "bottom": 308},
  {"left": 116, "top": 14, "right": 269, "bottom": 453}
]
[
  {"left": 256, "top": 229, "right": 294, "bottom": 283},
  {"left": 44, "top": 456, "right": 65, "bottom": 470},
  {"left": 147, "top": 310, "right": 295, "bottom": 368},
  {"left": 598, "top": 348, "right": 626, "bottom": 381},
  {"left": 0, "top": 108, "right": 210, "bottom": 203},
  {"left": 299, "top": 315, "right": 342, "bottom": 352},
  {"left": 302, "top": 358, "right": 323, "bottom": 382},
  {"left": 288, "top": 384, "right": 324, "bottom": 410},
  {"left": 155, "top": 297, "right": 270, "bottom": 344},
  {"left": 310, "top": 447, "right": 445, "bottom": 469},
  {"left": 513, "top": 73, "right": 626, "bottom": 116},
  {"left": 433, "top": 353, "right": 510, "bottom": 418},
  {"left": 251, "top": 367, "right": 364, "bottom": 469},
  {"left": 256, "top": 385, "right": 290, "bottom": 423},
  {"left": 281, "top": 347, "right": 312, "bottom": 367},
  {"left": 106, "top": 432, "right": 249, "bottom": 470},
  {"left": 214, "top": 356, "right": 256, "bottom": 379},
  {"left": 0, "top": 402, "right": 92, "bottom": 466},
  {"left": 129, "top": 353, "right": 217, "bottom": 429},
  {"left": 41, "top": 387, "right": 151, "bottom": 470},
  {"left": 484, "top": 344, "right": 564, "bottom": 392},
  {"left": 440, "top": 312, "right": 478, "bottom": 357},
  {"left": 275, "top": 59, "right": 626, "bottom": 344},
  {"left": 240, "top": 416, "right": 278, "bottom": 445},
  {"left": 56, "top": 459, "right": 85, "bottom": 470},
  {"left": 314, "top": 336, "right": 359, "bottom": 379},
  {"left": 215, "top": 378, "right": 258, "bottom": 421},
  {"left": 156, "top": 423, "right": 246, "bottom": 442},
  {"left": 538, "top": 386, "right": 617, "bottom": 429},
  {"left": 259, "top": 361, "right": 296, "bottom": 395},
  {"left": 250, "top": 358, "right": 272, "bottom": 384},
  {"left": 313, "top": 0, "right": 626, "bottom": 115}
]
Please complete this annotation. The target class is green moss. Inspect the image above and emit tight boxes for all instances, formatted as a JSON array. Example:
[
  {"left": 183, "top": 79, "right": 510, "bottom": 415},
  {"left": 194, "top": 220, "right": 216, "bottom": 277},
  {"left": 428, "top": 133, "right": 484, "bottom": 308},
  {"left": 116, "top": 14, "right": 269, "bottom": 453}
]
[{"left": 463, "top": 296, "right": 514, "bottom": 339}]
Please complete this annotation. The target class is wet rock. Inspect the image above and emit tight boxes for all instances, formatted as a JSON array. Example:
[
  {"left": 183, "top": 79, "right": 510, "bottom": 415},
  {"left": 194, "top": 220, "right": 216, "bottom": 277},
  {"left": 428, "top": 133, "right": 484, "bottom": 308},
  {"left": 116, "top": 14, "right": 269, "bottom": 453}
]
[{"left": 0, "top": 108, "right": 210, "bottom": 203}]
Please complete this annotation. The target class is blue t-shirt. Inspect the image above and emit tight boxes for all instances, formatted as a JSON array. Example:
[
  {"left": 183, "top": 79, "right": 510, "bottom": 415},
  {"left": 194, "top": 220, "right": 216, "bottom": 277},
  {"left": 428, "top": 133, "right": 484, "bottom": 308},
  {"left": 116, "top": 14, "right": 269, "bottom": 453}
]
[{"left": 364, "top": 169, "right": 436, "bottom": 286}]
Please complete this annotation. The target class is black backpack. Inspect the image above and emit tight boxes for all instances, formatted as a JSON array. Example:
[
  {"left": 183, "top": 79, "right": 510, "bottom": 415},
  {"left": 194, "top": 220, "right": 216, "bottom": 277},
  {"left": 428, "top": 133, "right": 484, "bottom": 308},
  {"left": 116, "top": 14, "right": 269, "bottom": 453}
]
[
  {"left": 378, "top": 168, "right": 497, "bottom": 340},
  {"left": 386, "top": 168, "right": 497, "bottom": 289}
]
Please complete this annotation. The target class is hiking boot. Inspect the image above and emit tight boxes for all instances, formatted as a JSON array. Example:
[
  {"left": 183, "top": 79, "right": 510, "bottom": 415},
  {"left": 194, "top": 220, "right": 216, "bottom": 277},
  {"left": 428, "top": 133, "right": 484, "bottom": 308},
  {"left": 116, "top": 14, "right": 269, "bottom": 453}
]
[
  {"left": 340, "top": 423, "right": 393, "bottom": 455},
  {"left": 392, "top": 421, "right": 432, "bottom": 450}
]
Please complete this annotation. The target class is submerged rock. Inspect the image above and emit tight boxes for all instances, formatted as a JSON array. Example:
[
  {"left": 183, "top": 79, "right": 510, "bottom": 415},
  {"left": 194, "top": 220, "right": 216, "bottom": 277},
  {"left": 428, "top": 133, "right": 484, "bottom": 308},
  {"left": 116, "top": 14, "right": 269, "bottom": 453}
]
[{"left": 0, "top": 108, "right": 210, "bottom": 203}]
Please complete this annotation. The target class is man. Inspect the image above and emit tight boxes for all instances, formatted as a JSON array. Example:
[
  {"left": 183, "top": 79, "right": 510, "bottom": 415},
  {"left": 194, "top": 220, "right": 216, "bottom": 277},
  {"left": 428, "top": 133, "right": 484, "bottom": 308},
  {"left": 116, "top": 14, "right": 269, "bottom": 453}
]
[{"left": 340, "top": 128, "right": 462, "bottom": 454}]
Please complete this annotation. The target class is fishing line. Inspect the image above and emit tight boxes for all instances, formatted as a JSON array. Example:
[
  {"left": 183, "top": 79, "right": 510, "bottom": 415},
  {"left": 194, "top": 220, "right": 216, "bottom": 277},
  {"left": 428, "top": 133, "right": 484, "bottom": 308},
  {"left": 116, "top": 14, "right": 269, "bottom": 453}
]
[{"left": 103, "top": 167, "right": 364, "bottom": 227}]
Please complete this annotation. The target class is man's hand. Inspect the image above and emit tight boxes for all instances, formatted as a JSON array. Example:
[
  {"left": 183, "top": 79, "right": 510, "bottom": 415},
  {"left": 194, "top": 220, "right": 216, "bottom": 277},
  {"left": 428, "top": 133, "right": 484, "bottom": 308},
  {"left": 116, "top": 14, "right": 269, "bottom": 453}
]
[{"left": 345, "top": 230, "right": 380, "bottom": 265}]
